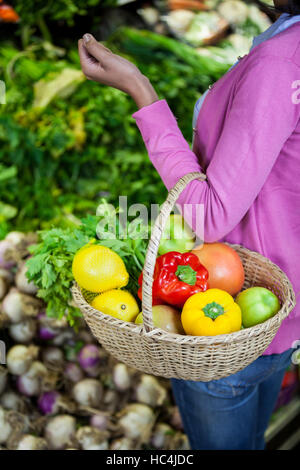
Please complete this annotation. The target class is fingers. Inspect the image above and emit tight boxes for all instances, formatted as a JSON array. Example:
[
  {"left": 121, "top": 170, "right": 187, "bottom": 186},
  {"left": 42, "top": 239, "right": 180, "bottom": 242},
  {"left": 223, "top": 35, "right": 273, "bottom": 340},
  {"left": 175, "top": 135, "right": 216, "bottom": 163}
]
[
  {"left": 78, "top": 39, "right": 92, "bottom": 75},
  {"left": 82, "top": 33, "right": 113, "bottom": 62},
  {"left": 78, "top": 39, "right": 89, "bottom": 63},
  {"left": 78, "top": 39, "right": 101, "bottom": 79}
]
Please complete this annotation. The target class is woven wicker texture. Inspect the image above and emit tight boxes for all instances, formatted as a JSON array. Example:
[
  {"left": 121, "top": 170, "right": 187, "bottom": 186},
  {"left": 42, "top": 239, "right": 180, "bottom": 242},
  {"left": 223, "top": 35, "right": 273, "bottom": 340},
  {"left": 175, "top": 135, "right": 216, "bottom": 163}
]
[{"left": 72, "top": 172, "right": 296, "bottom": 381}]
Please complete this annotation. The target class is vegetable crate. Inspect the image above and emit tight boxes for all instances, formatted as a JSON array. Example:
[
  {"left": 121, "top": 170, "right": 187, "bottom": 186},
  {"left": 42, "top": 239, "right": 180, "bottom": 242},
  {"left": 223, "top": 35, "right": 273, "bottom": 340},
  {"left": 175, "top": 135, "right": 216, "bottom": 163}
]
[{"left": 72, "top": 173, "right": 296, "bottom": 381}]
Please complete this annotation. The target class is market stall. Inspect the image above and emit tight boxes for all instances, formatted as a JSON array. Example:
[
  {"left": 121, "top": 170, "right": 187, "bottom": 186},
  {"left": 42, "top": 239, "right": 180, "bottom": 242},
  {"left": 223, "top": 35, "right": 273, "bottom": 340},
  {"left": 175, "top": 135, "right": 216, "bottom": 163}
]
[{"left": 0, "top": 0, "right": 299, "bottom": 451}]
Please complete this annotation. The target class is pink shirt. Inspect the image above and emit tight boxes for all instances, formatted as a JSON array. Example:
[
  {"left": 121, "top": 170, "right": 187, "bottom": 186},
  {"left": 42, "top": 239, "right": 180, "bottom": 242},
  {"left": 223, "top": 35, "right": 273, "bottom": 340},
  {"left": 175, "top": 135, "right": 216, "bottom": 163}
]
[{"left": 133, "top": 22, "right": 300, "bottom": 354}]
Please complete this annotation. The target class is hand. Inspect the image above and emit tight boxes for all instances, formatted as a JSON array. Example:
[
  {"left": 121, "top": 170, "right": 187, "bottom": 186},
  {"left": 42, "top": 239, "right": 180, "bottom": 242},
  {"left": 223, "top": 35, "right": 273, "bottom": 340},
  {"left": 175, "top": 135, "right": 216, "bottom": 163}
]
[{"left": 78, "top": 33, "right": 158, "bottom": 109}]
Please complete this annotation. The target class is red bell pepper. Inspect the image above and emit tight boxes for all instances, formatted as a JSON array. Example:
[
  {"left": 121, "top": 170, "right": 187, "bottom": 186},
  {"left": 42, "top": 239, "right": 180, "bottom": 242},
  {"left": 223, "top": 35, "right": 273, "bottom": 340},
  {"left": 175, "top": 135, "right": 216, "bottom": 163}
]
[{"left": 138, "top": 251, "right": 209, "bottom": 308}]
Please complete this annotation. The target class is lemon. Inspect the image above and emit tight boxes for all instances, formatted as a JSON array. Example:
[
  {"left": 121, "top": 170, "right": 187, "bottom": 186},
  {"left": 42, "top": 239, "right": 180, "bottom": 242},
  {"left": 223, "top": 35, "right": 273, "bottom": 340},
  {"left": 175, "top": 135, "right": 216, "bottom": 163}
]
[
  {"left": 91, "top": 289, "right": 139, "bottom": 322},
  {"left": 72, "top": 244, "right": 129, "bottom": 293}
]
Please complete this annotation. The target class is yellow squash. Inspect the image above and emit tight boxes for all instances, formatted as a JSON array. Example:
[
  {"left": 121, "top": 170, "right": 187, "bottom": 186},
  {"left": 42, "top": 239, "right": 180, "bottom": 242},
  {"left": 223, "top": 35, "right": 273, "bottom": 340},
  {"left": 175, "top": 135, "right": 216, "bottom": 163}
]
[{"left": 181, "top": 288, "right": 242, "bottom": 336}]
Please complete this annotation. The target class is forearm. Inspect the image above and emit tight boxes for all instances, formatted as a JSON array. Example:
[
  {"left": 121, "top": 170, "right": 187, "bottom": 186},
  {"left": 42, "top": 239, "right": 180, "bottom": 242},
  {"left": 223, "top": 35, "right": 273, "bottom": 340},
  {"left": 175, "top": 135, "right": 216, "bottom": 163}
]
[{"left": 129, "top": 74, "right": 159, "bottom": 110}]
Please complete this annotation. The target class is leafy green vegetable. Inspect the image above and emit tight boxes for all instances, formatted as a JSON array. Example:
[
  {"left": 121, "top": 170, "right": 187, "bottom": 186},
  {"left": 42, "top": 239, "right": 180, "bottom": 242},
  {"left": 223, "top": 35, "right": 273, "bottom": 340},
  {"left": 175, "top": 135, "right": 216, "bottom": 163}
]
[
  {"left": 0, "top": 164, "right": 17, "bottom": 182},
  {"left": 33, "top": 68, "right": 85, "bottom": 109},
  {"left": 0, "top": 202, "right": 17, "bottom": 220},
  {"left": 14, "top": 0, "right": 117, "bottom": 29},
  {"left": 26, "top": 226, "right": 89, "bottom": 326}
]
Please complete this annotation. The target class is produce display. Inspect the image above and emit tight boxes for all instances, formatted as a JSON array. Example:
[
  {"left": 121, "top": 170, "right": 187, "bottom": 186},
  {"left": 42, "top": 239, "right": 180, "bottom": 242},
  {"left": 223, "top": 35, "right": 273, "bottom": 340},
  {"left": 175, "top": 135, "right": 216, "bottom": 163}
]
[
  {"left": 140, "top": 0, "right": 272, "bottom": 63},
  {"left": 0, "top": 233, "right": 190, "bottom": 450},
  {"left": 1, "top": 0, "right": 297, "bottom": 452}
]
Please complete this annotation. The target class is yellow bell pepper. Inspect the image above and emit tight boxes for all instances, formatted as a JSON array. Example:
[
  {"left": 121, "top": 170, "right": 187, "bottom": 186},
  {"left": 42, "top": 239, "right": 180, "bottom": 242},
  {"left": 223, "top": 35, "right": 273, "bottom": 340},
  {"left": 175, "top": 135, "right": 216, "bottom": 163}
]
[{"left": 181, "top": 288, "right": 242, "bottom": 336}]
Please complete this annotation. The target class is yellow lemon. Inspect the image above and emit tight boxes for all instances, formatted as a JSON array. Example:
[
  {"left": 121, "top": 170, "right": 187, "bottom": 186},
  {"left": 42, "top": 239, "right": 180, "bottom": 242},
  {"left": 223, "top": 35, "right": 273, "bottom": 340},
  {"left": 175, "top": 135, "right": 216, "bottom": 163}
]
[
  {"left": 91, "top": 289, "right": 139, "bottom": 322},
  {"left": 72, "top": 244, "right": 128, "bottom": 293}
]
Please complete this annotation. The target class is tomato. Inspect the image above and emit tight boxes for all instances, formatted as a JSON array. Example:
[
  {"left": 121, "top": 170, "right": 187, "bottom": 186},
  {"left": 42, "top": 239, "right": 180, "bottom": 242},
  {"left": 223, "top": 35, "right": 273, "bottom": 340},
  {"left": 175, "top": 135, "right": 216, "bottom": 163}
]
[
  {"left": 191, "top": 243, "right": 244, "bottom": 296},
  {"left": 236, "top": 287, "right": 281, "bottom": 328}
]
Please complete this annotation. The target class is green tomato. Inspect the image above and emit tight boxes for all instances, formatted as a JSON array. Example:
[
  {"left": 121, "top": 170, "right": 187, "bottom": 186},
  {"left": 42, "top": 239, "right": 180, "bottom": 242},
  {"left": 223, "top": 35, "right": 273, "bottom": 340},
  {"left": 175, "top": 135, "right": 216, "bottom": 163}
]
[
  {"left": 158, "top": 214, "right": 196, "bottom": 255},
  {"left": 236, "top": 287, "right": 281, "bottom": 328}
]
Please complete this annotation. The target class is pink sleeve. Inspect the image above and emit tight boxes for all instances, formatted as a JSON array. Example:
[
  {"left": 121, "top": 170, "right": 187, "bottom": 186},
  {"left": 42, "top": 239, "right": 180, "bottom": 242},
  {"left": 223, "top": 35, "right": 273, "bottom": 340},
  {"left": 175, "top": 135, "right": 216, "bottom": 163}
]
[{"left": 132, "top": 56, "right": 300, "bottom": 242}]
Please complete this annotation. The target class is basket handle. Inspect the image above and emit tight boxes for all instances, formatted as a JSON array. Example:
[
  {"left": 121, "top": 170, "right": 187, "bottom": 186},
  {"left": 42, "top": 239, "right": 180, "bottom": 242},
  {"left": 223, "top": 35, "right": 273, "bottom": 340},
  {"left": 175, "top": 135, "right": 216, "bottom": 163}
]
[{"left": 141, "top": 172, "right": 206, "bottom": 332}]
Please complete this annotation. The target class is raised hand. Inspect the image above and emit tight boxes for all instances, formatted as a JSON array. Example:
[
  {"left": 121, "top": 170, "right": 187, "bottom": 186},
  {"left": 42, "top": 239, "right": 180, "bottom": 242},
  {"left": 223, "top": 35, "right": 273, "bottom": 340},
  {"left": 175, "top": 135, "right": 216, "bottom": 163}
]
[{"left": 78, "top": 34, "right": 158, "bottom": 109}]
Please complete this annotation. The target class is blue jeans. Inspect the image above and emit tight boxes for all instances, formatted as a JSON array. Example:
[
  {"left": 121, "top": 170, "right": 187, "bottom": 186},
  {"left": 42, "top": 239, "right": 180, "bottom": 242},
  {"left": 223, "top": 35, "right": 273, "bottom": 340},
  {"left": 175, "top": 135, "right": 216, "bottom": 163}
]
[{"left": 171, "top": 349, "right": 293, "bottom": 450}]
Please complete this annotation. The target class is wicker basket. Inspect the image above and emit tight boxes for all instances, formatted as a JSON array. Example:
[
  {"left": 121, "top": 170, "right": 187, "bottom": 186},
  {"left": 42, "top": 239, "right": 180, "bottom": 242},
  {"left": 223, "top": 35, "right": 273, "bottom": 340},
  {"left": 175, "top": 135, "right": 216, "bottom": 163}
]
[{"left": 72, "top": 172, "right": 296, "bottom": 382}]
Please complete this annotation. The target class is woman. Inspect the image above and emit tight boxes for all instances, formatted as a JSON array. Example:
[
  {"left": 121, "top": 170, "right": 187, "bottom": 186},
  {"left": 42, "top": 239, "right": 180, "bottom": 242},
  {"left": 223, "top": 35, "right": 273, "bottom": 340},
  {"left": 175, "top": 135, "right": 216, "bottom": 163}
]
[{"left": 78, "top": 0, "right": 300, "bottom": 450}]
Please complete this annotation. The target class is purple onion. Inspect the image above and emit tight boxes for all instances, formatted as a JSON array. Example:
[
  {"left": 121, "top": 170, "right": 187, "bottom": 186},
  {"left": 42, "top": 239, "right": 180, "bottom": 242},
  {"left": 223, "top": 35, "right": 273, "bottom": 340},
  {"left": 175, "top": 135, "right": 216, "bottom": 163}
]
[
  {"left": 38, "top": 312, "right": 58, "bottom": 341},
  {"left": 90, "top": 413, "right": 108, "bottom": 431},
  {"left": 17, "top": 374, "right": 38, "bottom": 397},
  {"left": 77, "top": 345, "right": 101, "bottom": 377},
  {"left": 39, "top": 326, "right": 58, "bottom": 341},
  {"left": 64, "top": 363, "right": 84, "bottom": 383},
  {"left": 38, "top": 391, "right": 60, "bottom": 415}
]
